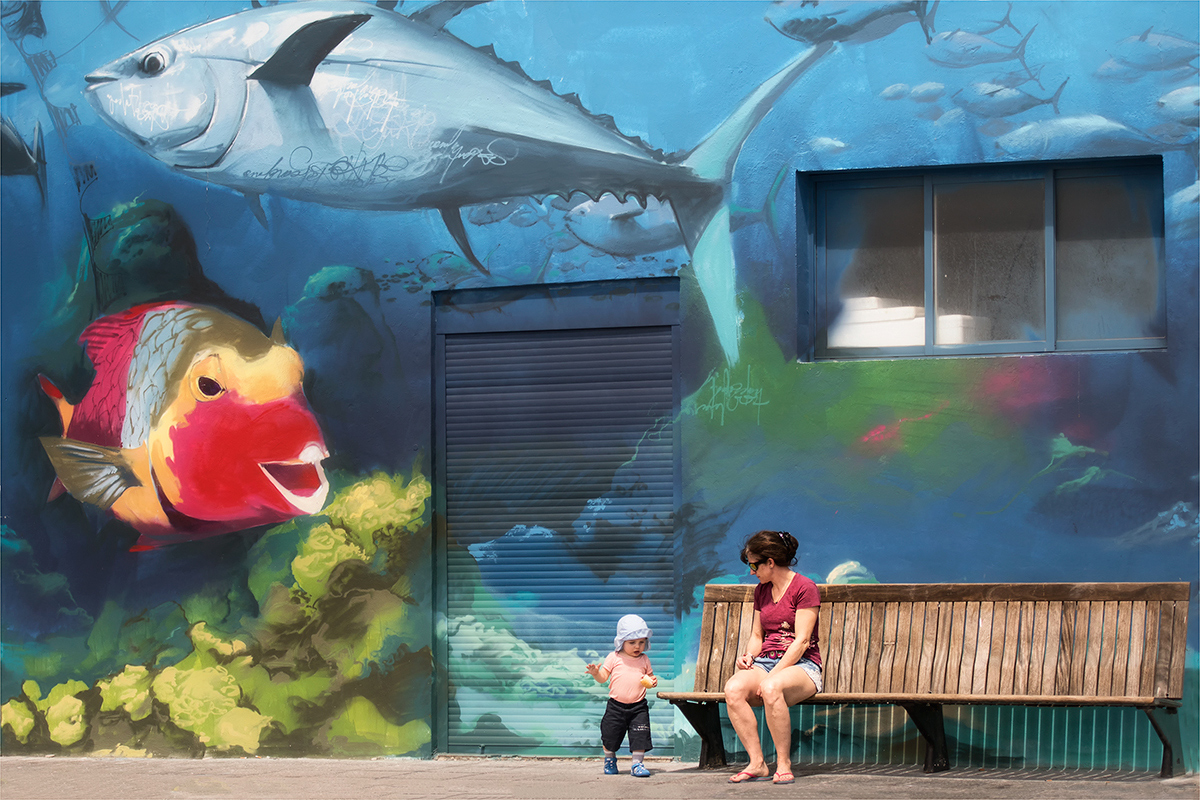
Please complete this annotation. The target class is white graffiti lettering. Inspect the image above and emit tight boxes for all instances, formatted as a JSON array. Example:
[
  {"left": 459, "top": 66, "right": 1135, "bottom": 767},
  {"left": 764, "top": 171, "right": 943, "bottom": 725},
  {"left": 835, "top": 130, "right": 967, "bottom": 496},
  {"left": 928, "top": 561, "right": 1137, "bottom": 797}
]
[
  {"left": 105, "top": 84, "right": 199, "bottom": 133},
  {"left": 332, "top": 78, "right": 438, "bottom": 150},
  {"left": 684, "top": 365, "right": 769, "bottom": 426}
]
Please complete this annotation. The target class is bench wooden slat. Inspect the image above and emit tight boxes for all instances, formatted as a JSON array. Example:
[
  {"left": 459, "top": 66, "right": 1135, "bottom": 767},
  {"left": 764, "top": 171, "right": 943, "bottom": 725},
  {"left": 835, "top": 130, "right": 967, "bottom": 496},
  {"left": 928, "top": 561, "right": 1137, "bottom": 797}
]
[
  {"left": 979, "top": 601, "right": 999, "bottom": 694},
  {"left": 1111, "top": 601, "right": 1133, "bottom": 696},
  {"left": 999, "top": 601, "right": 1021, "bottom": 695},
  {"left": 984, "top": 604, "right": 1003, "bottom": 690},
  {"left": 1027, "top": 600, "right": 1046, "bottom": 695},
  {"left": 705, "top": 601, "right": 728, "bottom": 692},
  {"left": 1142, "top": 600, "right": 1161, "bottom": 697},
  {"left": 864, "top": 602, "right": 885, "bottom": 693},
  {"left": 1168, "top": 599, "right": 1188, "bottom": 698},
  {"left": 877, "top": 601, "right": 899, "bottom": 693},
  {"left": 916, "top": 602, "right": 938, "bottom": 694},
  {"left": 825, "top": 600, "right": 845, "bottom": 693},
  {"left": 818, "top": 602, "right": 832, "bottom": 667},
  {"left": 1097, "top": 600, "right": 1118, "bottom": 696},
  {"left": 1154, "top": 601, "right": 1176, "bottom": 698},
  {"left": 722, "top": 601, "right": 746, "bottom": 688},
  {"left": 954, "top": 601, "right": 975, "bottom": 694},
  {"left": 1082, "top": 601, "right": 1103, "bottom": 696},
  {"left": 1014, "top": 600, "right": 1033, "bottom": 694},
  {"left": 849, "top": 603, "right": 869, "bottom": 693},
  {"left": 1126, "top": 600, "right": 1146, "bottom": 696},
  {"left": 889, "top": 601, "right": 911, "bottom": 692}
]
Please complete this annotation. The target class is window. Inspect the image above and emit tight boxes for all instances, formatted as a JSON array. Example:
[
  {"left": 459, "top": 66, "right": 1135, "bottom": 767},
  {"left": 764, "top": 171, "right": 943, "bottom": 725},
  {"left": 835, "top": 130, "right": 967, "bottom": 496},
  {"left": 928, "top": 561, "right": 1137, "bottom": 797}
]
[{"left": 810, "top": 158, "right": 1165, "bottom": 359}]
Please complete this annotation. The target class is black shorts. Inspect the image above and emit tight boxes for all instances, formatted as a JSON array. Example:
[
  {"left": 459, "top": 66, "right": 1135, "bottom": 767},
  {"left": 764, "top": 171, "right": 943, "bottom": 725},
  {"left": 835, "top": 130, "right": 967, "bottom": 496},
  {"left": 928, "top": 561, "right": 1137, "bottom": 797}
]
[{"left": 600, "top": 697, "right": 652, "bottom": 753}]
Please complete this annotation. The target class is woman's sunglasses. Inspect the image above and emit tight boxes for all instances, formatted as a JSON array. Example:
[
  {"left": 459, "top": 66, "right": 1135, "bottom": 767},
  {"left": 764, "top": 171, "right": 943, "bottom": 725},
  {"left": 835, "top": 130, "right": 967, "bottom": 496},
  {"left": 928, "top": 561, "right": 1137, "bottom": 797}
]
[{"left": 747, "top": 559, "right": 767, "bottom": 572}]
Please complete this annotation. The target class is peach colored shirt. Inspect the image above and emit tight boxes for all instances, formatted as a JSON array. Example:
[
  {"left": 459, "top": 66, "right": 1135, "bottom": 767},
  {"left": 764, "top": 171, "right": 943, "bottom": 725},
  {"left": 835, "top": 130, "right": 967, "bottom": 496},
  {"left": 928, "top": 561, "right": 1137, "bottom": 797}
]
[{"left": 602, "top": 650, "right": 653, "bottom": 703}]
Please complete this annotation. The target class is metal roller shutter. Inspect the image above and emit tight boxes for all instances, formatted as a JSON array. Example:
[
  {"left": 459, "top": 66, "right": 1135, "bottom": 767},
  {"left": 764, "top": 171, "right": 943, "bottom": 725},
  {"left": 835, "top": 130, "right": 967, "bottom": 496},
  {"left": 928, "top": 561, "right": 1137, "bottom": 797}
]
[{"left": 439, "top": 319, "right": 677, "bottom": 756}]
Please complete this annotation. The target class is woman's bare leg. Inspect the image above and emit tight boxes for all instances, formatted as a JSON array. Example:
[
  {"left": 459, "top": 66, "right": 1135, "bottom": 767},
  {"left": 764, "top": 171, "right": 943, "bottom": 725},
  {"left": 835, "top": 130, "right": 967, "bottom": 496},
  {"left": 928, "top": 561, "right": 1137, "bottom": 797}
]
[
  {"left": 723, "top": 668, "right": 770, "bottom": 776},
  {"left": 758, "top": 669, "right": 817, "bottom": 778}
]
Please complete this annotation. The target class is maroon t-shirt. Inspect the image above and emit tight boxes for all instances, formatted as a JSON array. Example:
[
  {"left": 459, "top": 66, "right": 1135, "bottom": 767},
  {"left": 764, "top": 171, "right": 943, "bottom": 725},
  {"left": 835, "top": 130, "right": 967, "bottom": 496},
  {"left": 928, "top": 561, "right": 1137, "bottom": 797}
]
[{"left": 754, "top": 574, "right": 821, "bottom": 666}]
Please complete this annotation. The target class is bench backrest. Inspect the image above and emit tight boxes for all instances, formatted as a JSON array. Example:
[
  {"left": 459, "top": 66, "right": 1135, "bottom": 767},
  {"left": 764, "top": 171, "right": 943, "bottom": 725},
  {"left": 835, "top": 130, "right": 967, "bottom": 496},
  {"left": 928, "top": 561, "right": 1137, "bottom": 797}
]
[{"left": 693, "top": 583, "right": 1191, "bottom": 700}]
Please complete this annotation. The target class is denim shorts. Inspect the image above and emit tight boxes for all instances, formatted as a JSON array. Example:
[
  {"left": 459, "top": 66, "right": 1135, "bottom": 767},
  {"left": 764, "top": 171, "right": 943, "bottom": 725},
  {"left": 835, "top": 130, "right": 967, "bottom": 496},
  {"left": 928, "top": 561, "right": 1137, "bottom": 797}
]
[{"left": 752, "top": 655, "right": 824, "bottom": 692}]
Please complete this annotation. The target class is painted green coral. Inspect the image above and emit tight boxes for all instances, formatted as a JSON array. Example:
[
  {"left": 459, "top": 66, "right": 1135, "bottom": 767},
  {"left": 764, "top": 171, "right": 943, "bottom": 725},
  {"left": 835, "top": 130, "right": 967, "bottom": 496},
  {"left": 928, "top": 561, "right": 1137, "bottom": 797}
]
[
  {"left": 1, "top": 698, "right": 36, "bottom": 743},
  {"left": 1, "top": 470, "right": 434, "bottom": 757},
  {"left": 97, "top": 665, "right": 154, "bottom": 721}
]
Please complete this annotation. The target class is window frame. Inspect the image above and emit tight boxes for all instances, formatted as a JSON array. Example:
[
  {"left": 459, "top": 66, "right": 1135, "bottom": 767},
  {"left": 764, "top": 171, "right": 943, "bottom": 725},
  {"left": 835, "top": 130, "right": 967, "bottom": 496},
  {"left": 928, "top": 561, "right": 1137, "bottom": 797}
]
[{"left": 806, "top": 156, "right": 1167, "bottom": 361}]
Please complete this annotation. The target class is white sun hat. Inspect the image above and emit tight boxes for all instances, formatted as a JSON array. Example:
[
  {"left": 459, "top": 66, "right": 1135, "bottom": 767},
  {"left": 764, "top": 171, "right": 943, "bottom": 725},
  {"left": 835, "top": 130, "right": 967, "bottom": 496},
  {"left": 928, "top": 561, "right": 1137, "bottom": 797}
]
[{"left": 614, "top": 614, "right": 652, "bottom": 652}]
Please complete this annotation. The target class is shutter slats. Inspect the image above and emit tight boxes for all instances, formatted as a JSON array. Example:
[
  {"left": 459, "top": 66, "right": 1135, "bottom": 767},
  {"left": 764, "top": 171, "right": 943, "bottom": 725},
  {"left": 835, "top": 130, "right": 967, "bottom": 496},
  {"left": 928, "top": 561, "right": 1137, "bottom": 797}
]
[{"left": 444, "top": 326, "right": 675, "bottom": 754}]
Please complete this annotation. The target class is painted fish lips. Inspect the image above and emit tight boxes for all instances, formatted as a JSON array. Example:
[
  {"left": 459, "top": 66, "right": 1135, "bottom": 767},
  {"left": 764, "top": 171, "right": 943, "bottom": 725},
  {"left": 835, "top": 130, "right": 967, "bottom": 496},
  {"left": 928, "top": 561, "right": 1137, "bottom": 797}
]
[{"left": 259, "top": 442, "right": 330, "bottom": 515}]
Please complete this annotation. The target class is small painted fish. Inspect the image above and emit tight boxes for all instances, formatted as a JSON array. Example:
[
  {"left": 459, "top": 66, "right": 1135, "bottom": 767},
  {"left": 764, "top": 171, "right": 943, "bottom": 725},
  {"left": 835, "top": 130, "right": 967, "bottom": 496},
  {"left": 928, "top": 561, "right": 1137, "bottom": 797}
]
[
  {"left": 39, "top": 302, "right": 329, "bottom": 549},
  {"left": 926, "top": 25, "right": 1038, "bottom": 78},
  {"left": 767, "top": 0, "right": 937, "bottom": 46},
  {"left": 952, "top": 78, "right": 1067, "bottom": 119}
]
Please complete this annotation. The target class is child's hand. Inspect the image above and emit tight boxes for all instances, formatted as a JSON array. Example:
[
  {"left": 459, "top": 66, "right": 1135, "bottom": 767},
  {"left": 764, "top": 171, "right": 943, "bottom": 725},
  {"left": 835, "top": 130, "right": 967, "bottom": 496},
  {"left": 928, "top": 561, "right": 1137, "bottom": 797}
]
[
  {"left": 640, "top": 675, "right": 658, "bottom": 688},
  {"left": 585, "top": 663, "right": 600, "bottom": 677}
]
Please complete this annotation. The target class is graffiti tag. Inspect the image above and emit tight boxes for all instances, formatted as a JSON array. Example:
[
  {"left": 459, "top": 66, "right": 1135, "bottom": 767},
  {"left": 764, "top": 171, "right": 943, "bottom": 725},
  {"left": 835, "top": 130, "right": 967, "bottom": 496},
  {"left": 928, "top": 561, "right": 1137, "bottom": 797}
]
[
  {"left": 684, "top": 365, "right": 769, "bottom": 425},
  {"left": 104, "top": 84, "right": 197, "bottom": 132},
  {"left": 332, "top": 79, "right": 438, "bottom": 150},
  {"left": 243, "top": 146, "right": 410, "bottom": 187},
  {"left": 429, "top": 128, "right": 515, "bottom": 183}
]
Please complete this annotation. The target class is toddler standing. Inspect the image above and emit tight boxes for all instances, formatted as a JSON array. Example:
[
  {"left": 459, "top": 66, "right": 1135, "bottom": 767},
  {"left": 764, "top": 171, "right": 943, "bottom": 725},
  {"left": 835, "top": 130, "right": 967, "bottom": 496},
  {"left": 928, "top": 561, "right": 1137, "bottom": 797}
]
[{"left": 585, "top": 613, "right": 657, "bottom": 777}]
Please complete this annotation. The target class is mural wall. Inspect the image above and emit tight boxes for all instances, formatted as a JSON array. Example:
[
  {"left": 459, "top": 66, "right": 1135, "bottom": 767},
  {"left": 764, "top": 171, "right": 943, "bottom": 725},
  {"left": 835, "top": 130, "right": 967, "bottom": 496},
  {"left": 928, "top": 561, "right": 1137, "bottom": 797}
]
[{"left": 1, "top": 0, "right": 1196, "bottom": 768}]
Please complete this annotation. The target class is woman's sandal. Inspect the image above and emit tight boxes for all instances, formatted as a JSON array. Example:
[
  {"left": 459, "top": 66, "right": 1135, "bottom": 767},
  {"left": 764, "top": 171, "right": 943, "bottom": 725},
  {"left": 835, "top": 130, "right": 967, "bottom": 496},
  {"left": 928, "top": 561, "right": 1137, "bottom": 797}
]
[
  {"left": 772, "top": 771, "right": 795, "bottom": 784},
  {"left": 728, "top": 770, "right": 769, "bottom": 783}
]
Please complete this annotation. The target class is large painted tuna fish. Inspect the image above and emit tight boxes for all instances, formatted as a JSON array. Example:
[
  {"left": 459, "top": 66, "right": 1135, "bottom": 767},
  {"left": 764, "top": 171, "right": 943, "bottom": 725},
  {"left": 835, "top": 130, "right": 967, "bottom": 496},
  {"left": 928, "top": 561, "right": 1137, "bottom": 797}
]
[
  {"left": 82, "top": 1, "right": 831, "bottom": 364},
  {"left": 39, "top": 302, "right": 330, "bottom": 550}
]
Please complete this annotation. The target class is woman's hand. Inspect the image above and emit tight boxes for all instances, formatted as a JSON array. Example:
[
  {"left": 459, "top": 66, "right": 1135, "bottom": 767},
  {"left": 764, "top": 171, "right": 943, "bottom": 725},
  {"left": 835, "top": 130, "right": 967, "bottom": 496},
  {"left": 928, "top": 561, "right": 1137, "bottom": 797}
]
[{"left": 736, "top": 652, "right": 754, "bottom": 670}]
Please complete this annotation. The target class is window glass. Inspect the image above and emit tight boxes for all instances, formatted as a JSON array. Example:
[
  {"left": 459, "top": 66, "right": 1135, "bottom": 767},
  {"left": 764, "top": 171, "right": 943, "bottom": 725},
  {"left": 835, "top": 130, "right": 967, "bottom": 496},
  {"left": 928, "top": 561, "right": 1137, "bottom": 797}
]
[
  {"left": 1055, "top": 172, "right": 1164, "bottom": 342},
  {"left": 933, "top": 179, "right": 1045, "bottom": 344},
  {"left": 824, "top": 184, "right": 925, "bottom": 348}
]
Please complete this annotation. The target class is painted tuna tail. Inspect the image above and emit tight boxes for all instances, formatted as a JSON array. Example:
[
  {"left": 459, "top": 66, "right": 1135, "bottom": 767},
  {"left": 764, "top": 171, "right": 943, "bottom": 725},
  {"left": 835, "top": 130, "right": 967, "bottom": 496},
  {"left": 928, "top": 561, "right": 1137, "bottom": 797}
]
[{"left": 676, "top": 41, "right": 832, "bottom": 364}]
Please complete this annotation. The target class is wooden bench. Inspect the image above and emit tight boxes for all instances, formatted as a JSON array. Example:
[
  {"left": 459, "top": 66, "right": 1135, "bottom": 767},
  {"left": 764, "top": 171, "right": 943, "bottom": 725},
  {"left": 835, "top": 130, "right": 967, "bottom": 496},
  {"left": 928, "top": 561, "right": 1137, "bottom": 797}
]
[{"left": 658, "top": 582, "right": 1191, "bottom": 776}]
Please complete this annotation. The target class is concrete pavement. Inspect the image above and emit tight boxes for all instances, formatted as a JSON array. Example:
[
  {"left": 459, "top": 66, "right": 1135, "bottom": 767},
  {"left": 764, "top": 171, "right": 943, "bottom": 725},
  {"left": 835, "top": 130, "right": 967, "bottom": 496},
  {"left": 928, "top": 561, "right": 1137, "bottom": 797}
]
[{"left": 1, "top": 755, "right": 1196, "bottom": 800}]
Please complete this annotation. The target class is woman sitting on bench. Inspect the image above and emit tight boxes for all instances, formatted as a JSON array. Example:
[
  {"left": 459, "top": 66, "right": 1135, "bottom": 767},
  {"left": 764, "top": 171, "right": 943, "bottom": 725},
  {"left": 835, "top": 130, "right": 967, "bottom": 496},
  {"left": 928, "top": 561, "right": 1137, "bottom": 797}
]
[{"left": 724, "top": 530, "right": 823, "bottom": 785}]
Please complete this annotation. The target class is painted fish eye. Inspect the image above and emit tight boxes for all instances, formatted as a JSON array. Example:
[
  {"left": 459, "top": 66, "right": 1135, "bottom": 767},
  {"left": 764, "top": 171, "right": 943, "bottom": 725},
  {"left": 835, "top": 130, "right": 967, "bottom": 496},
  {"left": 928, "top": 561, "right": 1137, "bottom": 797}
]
[
  {"left": 139, "top": 51, "right": 168, "bottom": 76},
  {"left": 197, "top": 376, "right": 224, "bottom": 398}
]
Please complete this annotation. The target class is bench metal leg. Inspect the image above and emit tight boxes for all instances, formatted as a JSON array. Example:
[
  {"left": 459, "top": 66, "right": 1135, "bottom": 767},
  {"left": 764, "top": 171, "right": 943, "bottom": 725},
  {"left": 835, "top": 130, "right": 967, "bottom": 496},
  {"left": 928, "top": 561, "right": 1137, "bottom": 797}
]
[
  {"left": 672, "top": 701, "right": 727, "bottom": 769},
  {"left": 899, "top": 702, "right": 950, "bottom": 773},
  {"left": 1144, "top": 707, "right": 1185, "bottom": 778}
]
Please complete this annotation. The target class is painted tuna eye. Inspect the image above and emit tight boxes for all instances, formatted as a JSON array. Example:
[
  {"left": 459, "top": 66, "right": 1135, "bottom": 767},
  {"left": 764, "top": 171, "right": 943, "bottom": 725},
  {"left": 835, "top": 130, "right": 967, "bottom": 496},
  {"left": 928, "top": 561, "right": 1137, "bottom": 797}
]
[
  {"left": 139, "top": 51, "right": 168, "bottom": 76},
  {"left": 197, "top": 376, "right": 224, "bottom": 397}
]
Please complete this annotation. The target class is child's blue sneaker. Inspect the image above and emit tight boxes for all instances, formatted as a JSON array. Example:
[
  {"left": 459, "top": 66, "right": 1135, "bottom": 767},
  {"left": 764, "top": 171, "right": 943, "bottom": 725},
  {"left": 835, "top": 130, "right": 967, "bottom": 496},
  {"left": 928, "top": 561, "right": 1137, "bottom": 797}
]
[
  {"left": 631, "top": 763, "right": 651, "bottom": 778},
  {"left": 603, "top": 757, "right": 618, "bottom": 775}
]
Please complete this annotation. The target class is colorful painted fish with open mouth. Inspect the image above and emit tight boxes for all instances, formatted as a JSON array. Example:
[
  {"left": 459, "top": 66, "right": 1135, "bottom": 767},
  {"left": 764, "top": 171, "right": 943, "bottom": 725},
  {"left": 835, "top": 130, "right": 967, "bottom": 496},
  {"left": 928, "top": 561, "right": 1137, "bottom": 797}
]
[{"left": 39, "top": 302, "right": 330, "bottom": 550}]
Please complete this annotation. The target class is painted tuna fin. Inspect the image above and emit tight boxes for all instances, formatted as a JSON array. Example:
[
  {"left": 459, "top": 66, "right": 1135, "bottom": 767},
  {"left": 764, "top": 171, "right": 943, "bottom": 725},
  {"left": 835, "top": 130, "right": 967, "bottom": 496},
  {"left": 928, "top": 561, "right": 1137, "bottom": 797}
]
[
  {"left": 250, "top": 14, "right": 371, "bottom": 86},
  {"left": 244, "top": 191, "right": 268, "bottom": 228},
  {"left": 439, "top": 206, "right": 491, "bottom": 275},
  {"left": 0, "top": 82, "right": 26, "bottom": 97},
  {"left": 376, "top": 0, "right": 399, "bottom": 9},
  {"left": 1014, "top": 24, "right": 1038, "bottom": 81},
  {"left": 920, "top": 0, "right": 939, "bottom": 42},
  {"left": 33, "top": 121, "right": 45, "bottom": 206},
  {"left": 677, "top": 42, "right": 833, "bottom": 364},
  {"left": 409, "top": 0, "right": 487, "bottom": 30},
  {"left": 39, "top": 436, "right": 140, "bottom": 510},
  {"left": 270, "top": 317, "right": 286, "bottom": 345},
  {"left": 1048, "top": 78, "right": 1069, "bottom": 115}
]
